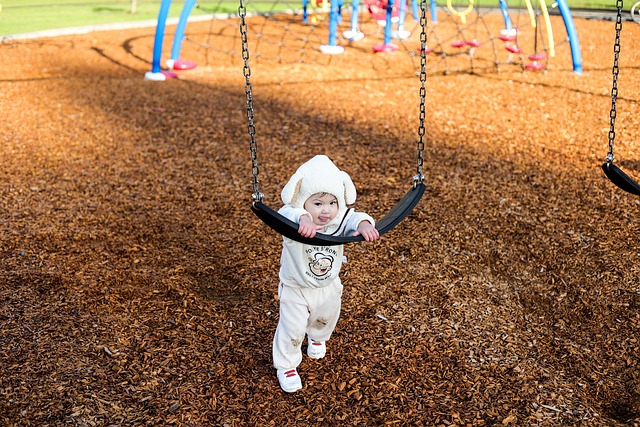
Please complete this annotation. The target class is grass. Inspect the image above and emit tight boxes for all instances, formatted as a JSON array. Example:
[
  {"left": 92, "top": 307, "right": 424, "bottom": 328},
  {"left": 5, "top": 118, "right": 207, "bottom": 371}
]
[
  {"left": 0, "top": 0, "right": 238, "bottom": 37},
  {"left": 0, "top": 0, "right": 621, "bottom": 38}
]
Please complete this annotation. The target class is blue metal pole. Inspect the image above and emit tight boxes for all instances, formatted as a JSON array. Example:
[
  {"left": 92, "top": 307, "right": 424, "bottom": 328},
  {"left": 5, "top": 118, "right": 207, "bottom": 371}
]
[
  {"left": 555, "top": 0, "right": 583, "bottom": 73},
  {"left": 328, "top": 0, "right": 341, "bottom": 45},
  {"left": 383, "top": 0, "right": 394, "bottom": 45},
  {"left": 320, "top": 0, "right": 346, "bottom": 52},
  {"left": 398, "top": 0, "right": 407, "bottom": 31},
  {"left": 498, "top": 0, "right": 512, "bottom": 31},
  {"left": 170, "top": 0, "right": 196, "bottom": 62},
  {"left": 302, "top": 0, "right": 310, "bottom": 23},
  {"left": 350, "top": 0, "right": 360, "bottom": 31},
  {"left": 150, "top": 0, "right": 172, "bottom": 73},
  {"left": 430, "top": 0, "right": 437, "bottom": 24}
]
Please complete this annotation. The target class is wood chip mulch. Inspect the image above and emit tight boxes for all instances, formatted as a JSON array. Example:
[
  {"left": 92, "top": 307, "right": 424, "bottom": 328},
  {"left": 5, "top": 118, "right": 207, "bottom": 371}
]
[{"left": 1, "top": 12, "right": 639, "bottom": 427}]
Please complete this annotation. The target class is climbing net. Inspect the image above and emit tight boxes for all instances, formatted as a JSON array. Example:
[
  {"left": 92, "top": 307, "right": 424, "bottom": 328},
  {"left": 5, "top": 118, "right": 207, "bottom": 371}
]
[{"left": 145, "top": 0, "right": 580, "bottom": 77}]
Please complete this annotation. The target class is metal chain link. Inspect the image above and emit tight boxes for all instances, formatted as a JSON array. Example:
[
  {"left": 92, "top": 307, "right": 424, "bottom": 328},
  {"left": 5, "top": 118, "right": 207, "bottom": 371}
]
[
  {"left": 240, "top": 0, "right": 427, "bottom": 192},
  {"left": 238, "top": 0, "right": 263, "bottom": 202},
  {"left": 415, "top": 0, "right": 427, "bottom": 185},
  {"left": 606, "top": 0, "right": 623, "bottom": 163}
]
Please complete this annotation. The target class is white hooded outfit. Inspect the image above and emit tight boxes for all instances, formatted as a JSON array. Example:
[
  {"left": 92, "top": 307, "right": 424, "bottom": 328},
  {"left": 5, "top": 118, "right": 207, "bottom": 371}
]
[{"left": 273, "top": 155, "right": 375, "bottom": 371}]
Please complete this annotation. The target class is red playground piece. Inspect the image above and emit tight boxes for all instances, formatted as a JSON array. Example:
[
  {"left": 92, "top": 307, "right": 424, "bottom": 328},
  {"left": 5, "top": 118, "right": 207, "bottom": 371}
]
[
  {"left": 499, "top": 28, "right": 518, "bottom": 42},
  {"left": 161, "top": 70, "right": 178, "bottom": 79},
  {"left": 365, "top": 0, "right": 403, "bottom": 22},
  {"left": 173, "top": 60, "right": 197, "bottom": 71},
  {"left": 505, "top": 44, "right": 522, "bottom": 54},
  {"left": 528, "top": 52, "right": 547, "bottom": 61},
  {"left": 525, "top": 61, "right": 545, "bottom": 71},
  {"left": 373, "top": 43, "right": 399, "bottom": 53},
  {"left": 452, "top": 40, "right": 479, "bottom": 48}
]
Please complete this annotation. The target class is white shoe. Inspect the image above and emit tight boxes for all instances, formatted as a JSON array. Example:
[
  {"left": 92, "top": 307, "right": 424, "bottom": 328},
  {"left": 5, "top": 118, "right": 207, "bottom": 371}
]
[
  {"left": 307, "top": 338, "right": 326, "bottom": 359},
  {"left": 277, "top": 368, "right": 302, "bottom": 393}
]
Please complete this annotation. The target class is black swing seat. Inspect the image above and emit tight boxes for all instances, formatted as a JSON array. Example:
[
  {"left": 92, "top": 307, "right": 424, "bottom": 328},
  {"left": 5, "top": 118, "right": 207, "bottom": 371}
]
[
  {"left": 602, "top": 162, "right": 640, "bottom": 196},
  {"left": 251, "top": 182, "right": 426, "bottom": 246}
]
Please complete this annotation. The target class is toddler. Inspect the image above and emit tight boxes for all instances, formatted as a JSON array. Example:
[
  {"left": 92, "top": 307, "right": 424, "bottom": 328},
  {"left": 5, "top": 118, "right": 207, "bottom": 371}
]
[{"left": 273, "top": 155, "right": 379, "bottom": 392}]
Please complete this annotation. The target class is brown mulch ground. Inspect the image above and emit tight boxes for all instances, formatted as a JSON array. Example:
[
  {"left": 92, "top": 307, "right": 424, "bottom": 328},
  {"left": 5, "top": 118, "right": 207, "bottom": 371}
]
[{"left": 1, "top": 10, "right": 640, "bottom": 427}]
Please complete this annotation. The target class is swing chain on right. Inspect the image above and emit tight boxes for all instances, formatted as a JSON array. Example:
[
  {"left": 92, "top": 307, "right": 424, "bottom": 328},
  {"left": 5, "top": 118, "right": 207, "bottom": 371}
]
[
  {"left": 416, "top": 0, "right": 427, "bottom": 185},
  {"left": 607, "top": 0, "right": 623, "bottom": 163},
  {"left": 239, "top": 0, "right": 263, "bottom": 203}
]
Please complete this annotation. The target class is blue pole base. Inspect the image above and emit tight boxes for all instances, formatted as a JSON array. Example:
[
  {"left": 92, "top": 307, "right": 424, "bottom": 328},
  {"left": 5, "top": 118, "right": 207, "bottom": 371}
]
[{"left": 144, "top": 70, "right": 178, "bottom": 81}]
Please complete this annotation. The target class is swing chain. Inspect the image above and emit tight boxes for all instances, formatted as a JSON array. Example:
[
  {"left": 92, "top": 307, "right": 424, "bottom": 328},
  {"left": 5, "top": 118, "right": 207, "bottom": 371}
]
[
  {"left": 607, "top": 0, "right": 623, "bottom": 163},
  {"left": 415, "top": 0, "right": 427, "bottom": 185},
  {"left": 239, "top": 0, "right": 263, "bottom": 202},
  {"left": 240, "top": 1, "right": 426, "bottom": 192}
]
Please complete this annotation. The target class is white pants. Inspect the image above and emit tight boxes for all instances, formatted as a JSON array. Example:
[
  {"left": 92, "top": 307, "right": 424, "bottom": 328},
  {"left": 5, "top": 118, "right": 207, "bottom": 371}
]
[{"left": 272, "top": 280, "right": 343, "bottom": 370}]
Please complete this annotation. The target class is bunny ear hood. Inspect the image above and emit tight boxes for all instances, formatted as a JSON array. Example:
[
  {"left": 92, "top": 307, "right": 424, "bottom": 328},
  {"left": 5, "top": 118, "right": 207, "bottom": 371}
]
[{"left": 281, "top": 155, "right": 356, "bottom": 213}]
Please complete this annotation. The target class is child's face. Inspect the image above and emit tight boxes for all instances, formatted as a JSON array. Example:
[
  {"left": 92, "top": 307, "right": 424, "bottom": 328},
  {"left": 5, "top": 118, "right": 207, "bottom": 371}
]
[{"left": 303, "top": 193, "right": 339, "bottom": 226}]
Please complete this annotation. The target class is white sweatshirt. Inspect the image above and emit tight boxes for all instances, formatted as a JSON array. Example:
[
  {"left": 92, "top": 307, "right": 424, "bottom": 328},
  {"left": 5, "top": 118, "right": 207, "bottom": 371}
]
[{"left": 277, "top": 205, "right": 375, "bottom": 289}]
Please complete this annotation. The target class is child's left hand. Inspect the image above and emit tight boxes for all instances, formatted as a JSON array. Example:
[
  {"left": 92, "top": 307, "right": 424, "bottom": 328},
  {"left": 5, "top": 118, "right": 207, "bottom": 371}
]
[{"left": 353, "top": 221, "right": 380, "bottom": 242}]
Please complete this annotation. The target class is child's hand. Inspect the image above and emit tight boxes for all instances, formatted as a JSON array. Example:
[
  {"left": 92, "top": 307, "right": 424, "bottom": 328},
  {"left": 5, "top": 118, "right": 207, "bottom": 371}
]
[
  {"left": 353, "top": 221, "right": 380, "bottom": 242},
  {"left": 298, "top": 215, "right": 322, "bottom": 238}
]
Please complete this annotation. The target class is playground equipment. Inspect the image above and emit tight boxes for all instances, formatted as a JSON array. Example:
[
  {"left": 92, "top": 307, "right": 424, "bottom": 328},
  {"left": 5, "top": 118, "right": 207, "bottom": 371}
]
[
  {"left": 302, "top": 0, "right": 332, "bottom": 24},
  {"left": 237, "top": 0, "right": 427, "bottom": 245},
  {"left": 372, "top": 0, "right": 400, "bottom": 52},
  {"left": 143, "top": 0, "right": 583, "bottom": 78},
  {"left": 392, "top": 0, "right": 415, "bottom": 40},
  {"left": 418, "top": 2, "right": 501, "bottom": 74},
  {"left": 433, "top": 0, "right": 581, "bottom": 74},
  {"left": 342, "top": 0, "right": 417, "bottom": 45},
  {"left": 506, "top": 0, "right": 577, "bottom": 71},
  {"left": 500, "top": 0, "right": 554, "bottom": 71},
  {"left": 144, "top": 0, "right": 182, "bottom": 81},
  {"left": 446, "top": 0, "right": 483, "bottom": 49},
  {"left": 315, "top": 0, "right": 417, "bottom": 54},
  {"left": 602, "top": 0, "right": 640, "bottom": 196},
  {"left": 318, "top": 0, "right": 346, "bottom": 54},
  {"left": 368, "top": 0, "right": 419, "bottom": 51},
  {"left": 343, "top": 0, "right": 366, "bottom": 41},
  {"left": 447, "top": 0, "right": 474, "bottom": 25},
  {"left": 166, "top": 0, "right": 198, "bottom": 71},
  {"left": 144, "top": 0, "right": 220, "bottom": 80}
]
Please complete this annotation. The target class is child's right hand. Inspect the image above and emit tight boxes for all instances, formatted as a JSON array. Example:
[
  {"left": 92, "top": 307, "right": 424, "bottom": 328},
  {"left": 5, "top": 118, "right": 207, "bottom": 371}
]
[{"left": 298, "top": 215, "right": 322, "bottom": 238}]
